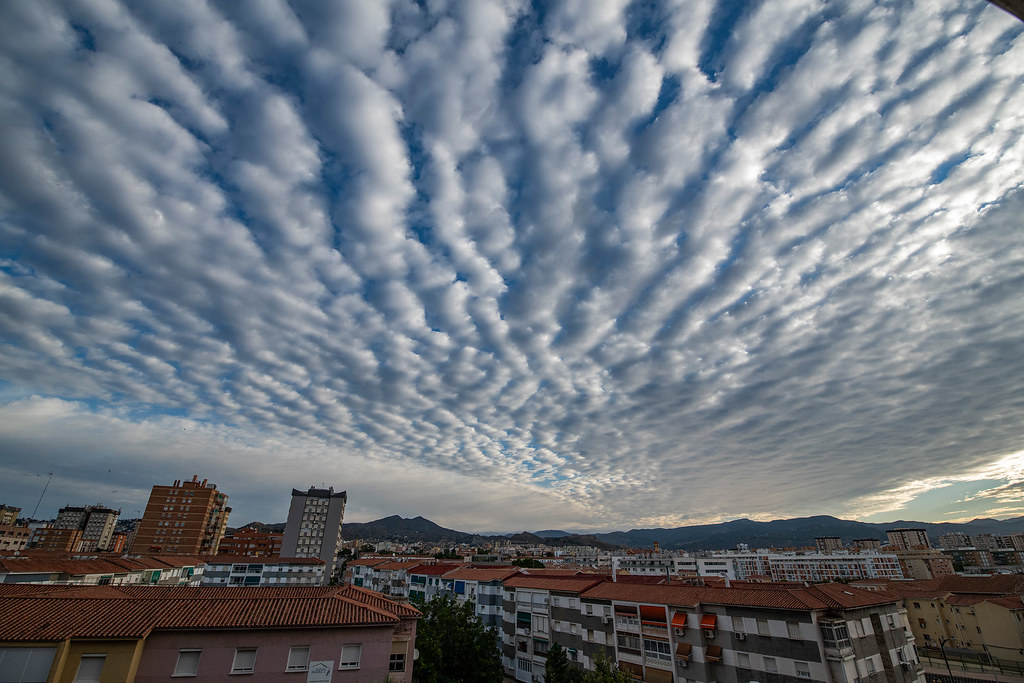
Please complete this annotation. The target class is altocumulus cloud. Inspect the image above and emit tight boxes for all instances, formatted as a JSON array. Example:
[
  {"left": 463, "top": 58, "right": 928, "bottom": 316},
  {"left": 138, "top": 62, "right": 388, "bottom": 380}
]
[{"left": 0, "top": 0, "right": 1023, "bottom": 531}]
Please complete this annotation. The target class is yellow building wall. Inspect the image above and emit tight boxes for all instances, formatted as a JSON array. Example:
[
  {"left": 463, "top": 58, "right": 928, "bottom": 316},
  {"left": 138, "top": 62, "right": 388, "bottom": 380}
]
[
  {"left": 54, "top": 639, "right": 144, "bottom": 683},
  {"left": 972, "top": 602, "right": 1024, "bottom": 665}
]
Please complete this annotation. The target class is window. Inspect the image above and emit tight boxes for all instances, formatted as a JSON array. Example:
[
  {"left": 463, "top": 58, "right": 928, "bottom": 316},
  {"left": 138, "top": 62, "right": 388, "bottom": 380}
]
[
  {"left": 737, "top": 653, "right": 751, "bottom": 668},
  {"left": 73, "top": 655, "right": 105, "bottom": 683},
  {"left": 0, "top": 648, "right": 58, "bottom": 682},
  {"left": 764, "top": 657, "right": 778, "bottom": 673},
  {"left": 866, "top": 658, "right": 877, "bottom": 674},
  {"left": 389, "top": 653, "right": 406, "bottom": 672},
  {"left": 173, "top": 650, "right": 201, "bottom": 677},
  {"left": 787, "top": 621, "right": 801, "bottom": 639},
  {"left": 757, "top": 618, "right": 770, "bottom": 636},
  {"left": 231, "top": 649, "right": 257, "bottom": 674},
  {"left": 913, "top": 602, "right": 921, "bottom": 608},
  {"left": 732, "top": 616, "right": 745, "bottom": 633},
  {"left": 796, "top": 661, "right": 811, "bottom": 678},
  {"left": 339, "top": 644, "right": 361, "bottom": 669},
  {"left": 286, "top": 647, "right": 310, "bottom": 672}
]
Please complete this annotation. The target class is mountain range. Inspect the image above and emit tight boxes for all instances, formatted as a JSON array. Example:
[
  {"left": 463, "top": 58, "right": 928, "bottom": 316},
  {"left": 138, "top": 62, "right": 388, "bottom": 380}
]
[{"left": 330, "top": 514, "right": 1024, "bottom": 551}]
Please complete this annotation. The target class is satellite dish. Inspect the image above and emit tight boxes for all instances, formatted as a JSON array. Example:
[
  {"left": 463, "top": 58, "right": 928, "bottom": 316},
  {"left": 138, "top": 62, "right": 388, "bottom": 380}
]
[{"left": 413, "top": 649, "right": 419, "bottom": 661}]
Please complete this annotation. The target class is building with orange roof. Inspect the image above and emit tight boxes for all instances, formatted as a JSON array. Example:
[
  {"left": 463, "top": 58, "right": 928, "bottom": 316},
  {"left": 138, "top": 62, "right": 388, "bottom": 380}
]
[
  {"left": 877, "top": 575, "right": 1024, "bottom": 667},
  {"left": 0, "top": 555, "right": 205, "bottom": 586},
  {"left": 498, "top": 576, "right": 921, "bottom": 683},
  {"left": 436, "top": 566, "right": 521, "bottom": 629},
  {"left": 129, "top": 475, "right": 231, "bottom": 556},
  {"left": 0, "top": 584, "right": 419, "bottom": 682}
]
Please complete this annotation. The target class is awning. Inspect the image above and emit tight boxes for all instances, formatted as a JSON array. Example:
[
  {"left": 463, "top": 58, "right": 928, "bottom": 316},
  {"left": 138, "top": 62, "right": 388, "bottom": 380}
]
[
  {"left": 700, "top": 614, "right": 717, "bottom": 629},
  {"left": 675, "top": 643, "right": 692, "bottom": 661},
  {"left": 705, "top": 645, "right": 723, "bottom": 662},
  {"left": 615, "top": 604, "right": 638, "bottom": 616},
  {"left": 618, "top": 661, "right": 643, "bottom": 679},
  {"left": 640, "top": 605, "right": 667, "bottom": 622},
  {"left": 671, "top": 612, "right": 688, "bottom": 628}
]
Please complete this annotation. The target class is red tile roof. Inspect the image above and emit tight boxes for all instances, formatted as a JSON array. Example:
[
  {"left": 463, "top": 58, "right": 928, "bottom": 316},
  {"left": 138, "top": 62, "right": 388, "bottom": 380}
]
[
  {"left": 407, "top": 563, "right": 463, "bottom": 576},
  {"left": 580, "top": 581, "right": 899, "bottom": 611},
  {"left": 504, "top": 576, "right": 605, "bottom": 593},
  {"left": 207, "top": 555, "right": 325, "bottom": 565},
  {"left": 0, "top": 585, "right": 419, "bottom": 642},
  {"left": 443, "top": 567, "right": 521, "bottom": 582}
]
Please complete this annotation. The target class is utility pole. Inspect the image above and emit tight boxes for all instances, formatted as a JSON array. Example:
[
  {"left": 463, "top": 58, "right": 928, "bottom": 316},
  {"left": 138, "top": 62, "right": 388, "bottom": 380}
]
[{"left": 30, "top": 472, "right": 53, "bottom": 519}]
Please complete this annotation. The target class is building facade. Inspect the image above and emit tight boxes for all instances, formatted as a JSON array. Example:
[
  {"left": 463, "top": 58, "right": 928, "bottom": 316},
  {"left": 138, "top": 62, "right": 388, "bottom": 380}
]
[
  {"left": 0, "top": 584, "right": 419, "bottom": 683},
  {"left": 0, "top": 504, "right": 20, "bottom": 526},
  {"left": 885, "top": 528, "right": 930, "bottom": 550},
  {"left": 216, "top": 526, "right": 283, "bottom": 557},
  {"left": 130, "top": 475, "right": 231, "bottom": 555},
  {"left": 281, "top": 486, "right": 347, "bottom": 579},
  {"left": 53, "top": 505, "right": 120, "bottom": 552},
  {"left": 201, "top": 556, "right": 326, "bottom": 586}
]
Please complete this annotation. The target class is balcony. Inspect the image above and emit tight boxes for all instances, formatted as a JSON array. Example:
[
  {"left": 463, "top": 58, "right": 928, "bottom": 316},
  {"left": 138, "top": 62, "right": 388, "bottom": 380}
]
[
  {"left": 644, "top": 653, "right": 673, "bottom": 669},
  {"left": 616, "top": 617, "right": 640, "bottom": 632}
]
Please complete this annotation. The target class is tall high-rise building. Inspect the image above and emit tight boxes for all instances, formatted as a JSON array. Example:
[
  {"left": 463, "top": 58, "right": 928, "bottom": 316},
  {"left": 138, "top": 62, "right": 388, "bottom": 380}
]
[
  {"left": 814, "top": 536, "right": 843, "bottom": 553},
  {"left": 282, "top": 486, "right": 347, "bottom": 576},
  {"left": 886, "top": 527, "right": 931, "bottom": 550},
  {"left": 130, "top": 475, "right": 231, "bottom": 555},
  {"left": 53, "top": 505, "right": 120, "bottom": 552}
]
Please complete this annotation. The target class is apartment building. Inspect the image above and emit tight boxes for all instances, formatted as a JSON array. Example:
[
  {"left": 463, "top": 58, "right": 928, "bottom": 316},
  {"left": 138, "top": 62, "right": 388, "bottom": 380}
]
[
  {"left": 885, "top": 529, "right": 930, "bottom": 551},
  {"left": 497, "top": 577, "right": 922, "bottom": 683},
  {"left": 130, "top": 475, "right": 231, "bottom": 555},
  {"left": 202, "top": 556, "right": 326, "bottom": 586},
  {"left": 281, "top": 486, "right": 347, "bottom": 578},
  {"left": 816, "top": 537, "right": 844, "bottom": 553},
  {"left": 53, "top": 505, "right": 120, "bottom": 552},
  {"left": 0, "top": 583, "right": 419, "bottom": 682},
  {"left": 437, "top": 566, "right": 521, "bottom": 630},
  {"left": 0, "top": 555, "right": 204, "bottom": 586},
  {"left": 502, "top": 575, "right": 607, "bottom": 680},
  {"left": 728, "top": 551, "right": 903, "bottom": 582},
  {"left": 28, "top": 526, "right": 83, "bottom": 552},
  {"left": 406, "top": 563, "right": 462, "bottom": 602},
  {"left": 0, "top": 504, "right": 20, "bottom": 525},
  {"left": 0, "top": 525, "right": 31, "bottom": 553},
  {"left": 882, "top": 575, "right": 1024, "bottom": 667},
  {"left": 217, "top": 526, "right": 283, "bottom": 557}
]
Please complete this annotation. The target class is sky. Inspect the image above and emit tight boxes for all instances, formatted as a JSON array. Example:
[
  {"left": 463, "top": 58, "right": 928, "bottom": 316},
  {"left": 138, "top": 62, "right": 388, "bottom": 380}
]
[{"left": 1, "top": 0, "right": 1023, "bottom": 534}]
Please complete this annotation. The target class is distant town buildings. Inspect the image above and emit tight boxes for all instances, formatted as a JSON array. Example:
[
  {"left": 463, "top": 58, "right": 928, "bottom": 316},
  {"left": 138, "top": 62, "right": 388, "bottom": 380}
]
[
  {"left": 815, "top": 536, "right": 843, "bottom": 553},
  {"left": 52, "top": 504, "right": 120, "bottom": 552},
  {"left": 130, "top": 475, "right": 231, "bottom": 555},
  {"left": 201, "top": 555, "right": 326, "bottom": 587},
  {"left": 281, "top": 486, "right": 347, "bottom": 579},
  {"left": 885, "top": 527, "right": 931, "bottom": 550}
]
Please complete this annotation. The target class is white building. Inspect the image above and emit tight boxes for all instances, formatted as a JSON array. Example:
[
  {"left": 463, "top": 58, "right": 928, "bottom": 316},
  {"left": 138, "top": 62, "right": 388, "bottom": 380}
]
[{"left": 280, "top": 486, "right": 347, "bottom": 582}]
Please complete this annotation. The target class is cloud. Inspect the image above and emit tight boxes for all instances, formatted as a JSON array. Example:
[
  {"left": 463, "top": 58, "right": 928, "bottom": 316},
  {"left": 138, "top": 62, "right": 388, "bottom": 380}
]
[{"left": 0, "top": 0, "right": 1022, "bottom": 532}]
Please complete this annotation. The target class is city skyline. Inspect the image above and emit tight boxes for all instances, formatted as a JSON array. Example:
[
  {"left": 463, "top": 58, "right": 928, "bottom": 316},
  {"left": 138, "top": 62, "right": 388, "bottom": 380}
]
[{"left": 1, "top": 0, "right": 1023, "bottom": 533}]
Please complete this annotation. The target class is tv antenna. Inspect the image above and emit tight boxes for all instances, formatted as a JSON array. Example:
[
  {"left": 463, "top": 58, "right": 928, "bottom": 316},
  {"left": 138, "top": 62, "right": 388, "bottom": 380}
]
[{"left": 31, "top": 472, "right": 54, "bottom": 519}]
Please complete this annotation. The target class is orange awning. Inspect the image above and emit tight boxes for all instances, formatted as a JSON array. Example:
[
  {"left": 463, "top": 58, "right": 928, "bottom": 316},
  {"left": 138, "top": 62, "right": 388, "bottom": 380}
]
[
  {"left": 706, "top": 645, "right": 723, "bottom": 662},
  {"left": 699, "top": 614, "right": 717, "bottom": 629},
  {"left": 671, "top": 612, "right": 688, "bottom": 628},
  {"left": 675, "top": 642, "right": 692, "bottom": 661},
  {"left": 640, "top": 605, "right": 667, "bottom": 622}
]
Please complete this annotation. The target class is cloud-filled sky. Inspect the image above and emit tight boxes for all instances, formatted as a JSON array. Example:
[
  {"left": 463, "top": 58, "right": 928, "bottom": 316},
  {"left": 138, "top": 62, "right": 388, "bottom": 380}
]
[{"left": 1, "top": 0, "right": 1023, "bottom": 533}]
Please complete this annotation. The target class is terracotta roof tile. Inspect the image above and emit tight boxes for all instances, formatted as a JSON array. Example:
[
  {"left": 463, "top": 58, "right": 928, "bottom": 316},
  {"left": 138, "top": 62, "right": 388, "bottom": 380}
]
[
  {"left": 504, "top": 576, "right": 605, "bottom": 593},
  {"left": 0, "top": 585, "right": 420, "bottom": 642},
  {"left": 443, "top": 567, "right": 521, "bottom": 582}
]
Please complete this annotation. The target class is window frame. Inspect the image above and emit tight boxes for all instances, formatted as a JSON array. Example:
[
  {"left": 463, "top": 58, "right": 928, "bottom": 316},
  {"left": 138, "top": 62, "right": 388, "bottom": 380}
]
[
  {"left": 173, "top": 649, "right": 202, "bottom": 677},
  {"left": 339, "top": 644, "right": 362, "bottom": 670},
  {"left": 389, "top": 652, "right": 407, "bottom": 672},
  {"left": 73, "top": 654, "right": 106, "bottom": 683},
  {"left": 230, "top": 648, "right": 258, "bottom": 675},
  {"left": 286, "top": 646, "right": 310, "bottom": 672}
]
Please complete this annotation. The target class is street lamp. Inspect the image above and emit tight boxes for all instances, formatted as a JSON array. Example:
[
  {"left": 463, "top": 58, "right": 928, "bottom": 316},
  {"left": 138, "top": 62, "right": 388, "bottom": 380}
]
[{"left": 938, "top": 637, "right": 956, "bottom": 682}]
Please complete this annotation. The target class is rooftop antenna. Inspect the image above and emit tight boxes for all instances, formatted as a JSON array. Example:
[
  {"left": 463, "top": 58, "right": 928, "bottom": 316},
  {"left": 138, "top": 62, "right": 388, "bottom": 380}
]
[{"left": 31, "top": 472, "right": 54, "bottom": 519}]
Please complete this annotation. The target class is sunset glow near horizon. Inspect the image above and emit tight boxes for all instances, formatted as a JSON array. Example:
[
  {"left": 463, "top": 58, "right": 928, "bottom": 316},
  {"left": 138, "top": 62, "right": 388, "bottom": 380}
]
[{"left": 1, "top": 0, "right": 1023, "bottom": 533}]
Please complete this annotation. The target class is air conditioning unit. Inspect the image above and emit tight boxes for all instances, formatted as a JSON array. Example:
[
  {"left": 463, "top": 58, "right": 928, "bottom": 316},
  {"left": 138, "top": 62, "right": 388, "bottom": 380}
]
[
  {"left": 704, "top": 629, "right": 716, "bottom": 639},
  {"left": 901, "top": 663, "right": 914, "bottom": 671},
  {"left": 735, "top": 632, "right": 746, "bottom": 641},
  {"left": 677, "top": 660, "right": 688, "bottom": 668},
  {"left": 601, "top": 616, "right": 611, "bottom": 624}
]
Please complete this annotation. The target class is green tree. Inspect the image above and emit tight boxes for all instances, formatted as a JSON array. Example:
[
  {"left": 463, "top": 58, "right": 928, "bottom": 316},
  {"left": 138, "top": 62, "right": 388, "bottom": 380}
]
[
  {"left": 545, "top": 643, "right": 582, "bottom": 683},
  {"left": 582, "top": 652, "right": 633, "bottom": 683},
  {"left": 412, "top": 594, "right": 503, "bottom": 683},
  {"left": 512, "top": 558, "right": 545, "bottom": 569}
]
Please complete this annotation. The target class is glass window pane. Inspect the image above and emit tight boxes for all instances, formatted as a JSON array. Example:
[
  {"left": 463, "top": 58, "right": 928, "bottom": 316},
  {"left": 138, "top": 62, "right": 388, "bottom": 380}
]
[
  {"left": 231, "top": 649, "right": 257, "bottom": 674},
  {"left": 73, "top": 655, "right": 105, "bottom": 683},
  {"left": 287, "top": 647, "right": 310, "bottom": 671},
  {"left": 174, "top": 650, "right": 201, "bottom": 676}
]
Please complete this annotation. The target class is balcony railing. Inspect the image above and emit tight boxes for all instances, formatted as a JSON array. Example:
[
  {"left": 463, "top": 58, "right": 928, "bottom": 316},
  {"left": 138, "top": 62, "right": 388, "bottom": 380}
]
[
  {"left": 644, "top": 653, "right": 673, "bottom": 669},
  {"left": 616, "top": 617, "right": 640, "bottom": 632}
]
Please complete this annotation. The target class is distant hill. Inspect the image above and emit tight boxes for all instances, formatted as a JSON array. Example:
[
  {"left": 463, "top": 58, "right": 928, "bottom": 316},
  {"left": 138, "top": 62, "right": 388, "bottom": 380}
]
[
  {"left": 341, "top": 515, "right": 476, "bottom": 544},
  {"left": 238, "top": 513, "right": 1024, "bottom": 551}
]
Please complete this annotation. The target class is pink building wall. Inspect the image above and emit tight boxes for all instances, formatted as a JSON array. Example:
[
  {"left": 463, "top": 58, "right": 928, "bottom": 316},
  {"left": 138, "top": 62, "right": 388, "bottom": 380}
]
[{"left": 134, "top": 620, "right": 417, "bottom": 683}]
